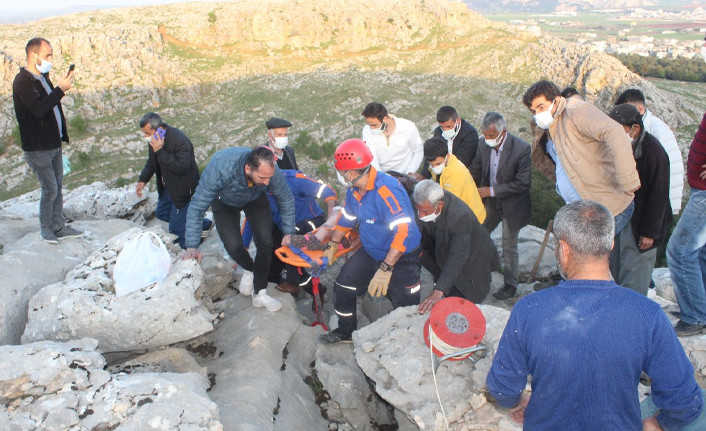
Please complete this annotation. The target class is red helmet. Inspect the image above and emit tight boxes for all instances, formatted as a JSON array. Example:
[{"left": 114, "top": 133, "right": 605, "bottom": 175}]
[{"left": 334, "top": 139, "right": 373, "bottom": 170}]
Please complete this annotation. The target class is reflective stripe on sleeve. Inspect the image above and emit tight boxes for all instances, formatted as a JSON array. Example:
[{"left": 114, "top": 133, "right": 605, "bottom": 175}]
[
  {"left": 408, "top": 284, "right": 421, "bottom": 294},
  {"left": 341, "top": 208, "right": 357, "bottom": 221},
  {"left": 335, "top": 309, "right": 353, "bottom": 317},
  {"left": 316, "top": 184, "right": 327, "bottom": 198},
  {"left": 389, "top": 217, "right": 411, "bottom": 230}
]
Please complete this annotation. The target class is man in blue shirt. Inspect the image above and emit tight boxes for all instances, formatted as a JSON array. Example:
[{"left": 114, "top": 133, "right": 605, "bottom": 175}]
[
  {"left": 319, "top": 139, "right": 422, "bottom": 344},
  {"left": 486, "top": 200, "right": 702, "bottom": 430}
]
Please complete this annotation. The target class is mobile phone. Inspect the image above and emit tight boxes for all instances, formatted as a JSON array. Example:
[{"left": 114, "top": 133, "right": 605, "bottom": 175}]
[
  {"left": 66, "top": 64, "right": 75, "bottom": 77},
  {"left": 154, "top": 128, "right": 166, "bottom": 140}
]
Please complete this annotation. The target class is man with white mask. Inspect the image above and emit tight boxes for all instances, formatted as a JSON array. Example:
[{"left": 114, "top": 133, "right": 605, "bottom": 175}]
[
  {"left": 524, "top": 80, "right": 640, "bottom": 237},
  {"left": 264, "top": 117, "right": 298, "bottom": 170},
  {"left": 430, "top": 105, "right": 479, "bottom": 171},
  {"left": 470, "top": 112, "right": 532, "bottom": 300},
  {"left": 413, "top": 180, "right": 498, "bottom": 313},
  {"left": 13, "top": 37, "right": 83, "bottom": 244},
  {"left": 361, "top": 102, "right": 423, "bottom": 174}
]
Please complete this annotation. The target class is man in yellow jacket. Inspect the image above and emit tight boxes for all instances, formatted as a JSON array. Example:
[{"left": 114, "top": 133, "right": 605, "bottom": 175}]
[{"left": 422, "top": 136, "right": 486, "bottom": 224}]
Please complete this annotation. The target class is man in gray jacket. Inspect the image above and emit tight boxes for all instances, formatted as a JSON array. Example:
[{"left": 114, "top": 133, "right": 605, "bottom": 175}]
[
  {"left": 413, "top": 180, "right": 499, "bottom": 312},
  {"left": 183, "top": 147, "right": 295, "bottom": 312},
  {"left": 470, "top": 112, "right": 532, "bottom": 300}
]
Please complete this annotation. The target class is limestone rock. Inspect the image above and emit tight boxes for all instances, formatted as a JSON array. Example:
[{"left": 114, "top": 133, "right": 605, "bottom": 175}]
[
  {"left": 22, "top": 228, "right": 216, "bottom": 352},
  {"left": 490, "top": 224, "right": 558, "bottom": 281},
  {"left": 0, "top": 217, "right": 138, "bottom": 345},
  {"left": 0, "top": 338, "right": 222, "bottom": 431},
  {"left": 107, "top": 347, "right": 210, "bottom": 390},
  {"left": 652, "top": 267, "right": 677, "bottom": 304}
]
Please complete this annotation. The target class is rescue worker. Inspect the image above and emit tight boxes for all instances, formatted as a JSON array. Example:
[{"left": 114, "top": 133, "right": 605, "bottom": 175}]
[{"left": 319, "top": 139, "right": 422, "bottom": 344}]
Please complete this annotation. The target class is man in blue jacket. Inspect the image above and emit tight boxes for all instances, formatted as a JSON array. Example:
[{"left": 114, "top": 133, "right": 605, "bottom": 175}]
[
  {"left": 486, "top": 200, "right": 702, "bottom": 430},
  {"left": 13, "top": 37, "right": 82, "bottom": 244},
  {"left": 183, "top": 147, "right": 295, "bottom": 312}
]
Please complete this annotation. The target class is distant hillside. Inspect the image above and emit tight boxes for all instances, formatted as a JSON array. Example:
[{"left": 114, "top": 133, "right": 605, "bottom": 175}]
[
  {"left": 0, "top": 0, "right": 701, "bottom": 201},
  {"left": 461, "top": 0, "right": 656, "bottom": 13}
]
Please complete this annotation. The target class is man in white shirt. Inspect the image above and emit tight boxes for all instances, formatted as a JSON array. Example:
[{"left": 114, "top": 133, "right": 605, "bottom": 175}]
[
  {"left": 616, "top": 89, "right": 684, "bottom": 214},
  {"left": 361, "top": 102, "right": 423, "bottom": 174}
]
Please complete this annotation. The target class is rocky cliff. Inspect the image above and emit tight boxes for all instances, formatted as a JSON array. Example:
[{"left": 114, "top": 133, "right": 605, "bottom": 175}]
[{"left": 0, "top": 0, "right": 700, "bottom": 200}]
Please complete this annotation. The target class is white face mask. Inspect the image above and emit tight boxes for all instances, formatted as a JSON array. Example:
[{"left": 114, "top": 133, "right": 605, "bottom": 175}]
[
  {"left": 534, "top": 101, "right": 555, "bottom": 130},
  {"left": 337, "top": 171, "right": 351, "bottom": 187},
  {"left": 485, "top": 130, "right": 504, "bottom": 148},
  {"left": 430, "top": 163, "right": 445, "bottom": 175},
  {"left": 144, "top": 137, "right": 153, "bottom": 144},
  {"left": 273, "top": 136, "right": 288, "bottom": 149},
  {"left": 441, "top": 120, "right": 460, "bottom": 140},
  {"left": 36, "top": 55, "right": 52, "bottom": 74},
  {"left": 370, "top": 122, "right": 386, "bottom": 135},
  {"left": 701, "top": 45, "right": 706, "bottom": 63},
  {"left": 419, "top": 203, "right": 440, "bottom": 223}
]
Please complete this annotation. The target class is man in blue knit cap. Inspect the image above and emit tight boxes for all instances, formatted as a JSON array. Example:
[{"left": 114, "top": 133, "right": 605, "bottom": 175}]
[{"left": 486, "top": 200, "right": 702, "bottom": 430}]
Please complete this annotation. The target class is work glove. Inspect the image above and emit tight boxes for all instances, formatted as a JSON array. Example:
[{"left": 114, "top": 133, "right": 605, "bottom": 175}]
[
  {"left": 323, "top": 241, "right": 339, "bottom": 264},
  {"left": 368, "top": 268, "right": 393, "bottom": 298}
]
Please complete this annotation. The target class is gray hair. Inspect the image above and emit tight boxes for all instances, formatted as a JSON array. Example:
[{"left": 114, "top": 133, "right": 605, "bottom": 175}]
[
  {"left": 412, "top": 180, "right": 444, "bottom": 206},
  {"left": 553, "top": 200, "right": 614, "bottom": 260},
  {"left": 139, "top": 112, "right": 166, "bottom": 130},
  {"left": 481, "top": 112, "right": 506, "bottom": 133}
]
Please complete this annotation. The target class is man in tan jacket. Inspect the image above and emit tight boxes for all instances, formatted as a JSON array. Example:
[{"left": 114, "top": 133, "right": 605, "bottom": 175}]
[{"left": 523, "top": 80, "right": 640, "bottom": 236}]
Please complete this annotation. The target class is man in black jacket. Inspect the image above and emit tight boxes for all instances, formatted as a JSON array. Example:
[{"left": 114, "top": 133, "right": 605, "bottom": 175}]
[
  {"left": 264, "top": 117, "right": 298, "bottom": 170},
  {"left": 136, "top": 112, "right": 211, "bottom": 249},
  {"left": 13, "top": 37, "right": 83, "bottom": 244},
  {"left": 471, "top": 112, "right": 532, "bottom": 300},
  {"left": 608, "top": 104, "right": 672, "bottom": 295},
  {"left": 413, "top": 180, "right": 499, "bottom": 312},
  {"left": 430, "top": 105, "right": 479, "bottom": 171}
]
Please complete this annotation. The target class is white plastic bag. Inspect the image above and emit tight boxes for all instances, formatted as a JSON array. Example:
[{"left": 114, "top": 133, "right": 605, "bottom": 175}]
[{"left": 113, "top": 232, "right": 172, "bottom": 297}]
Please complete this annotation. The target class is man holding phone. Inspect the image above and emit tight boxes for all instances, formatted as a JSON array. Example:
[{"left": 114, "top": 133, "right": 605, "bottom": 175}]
[
  {"left": 13, "top": 37, "right": 83, "bottom": 244},
  {"left": 136, "top": 112, "right": 212, "bottom": 248}
]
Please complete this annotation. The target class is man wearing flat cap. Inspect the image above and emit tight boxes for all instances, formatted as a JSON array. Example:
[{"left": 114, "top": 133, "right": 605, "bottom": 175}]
[{"left": 264, "top": 117, "right": 298, "bottom": 170}]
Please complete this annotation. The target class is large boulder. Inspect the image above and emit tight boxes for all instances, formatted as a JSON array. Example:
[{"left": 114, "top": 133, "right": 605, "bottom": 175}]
[
  {"left": 0, "top": 216, "right": 138, "bottom": 346},
  {"left": 0, "top": 338, "right": 222, "bottom": 431},
  {"left": 490, "top": 224, "right": 557, "bottom": 282},
  {"left": 351, "top": 304, "right": 516, "bottom": 430},
  {"left": 0, "top": 181, "right": 156, "bottom": 223},
  {"left": 22, "top": 228, "right": 216, "bottom": 352}
]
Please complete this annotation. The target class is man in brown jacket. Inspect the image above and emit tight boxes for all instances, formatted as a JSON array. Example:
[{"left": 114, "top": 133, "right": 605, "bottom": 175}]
[{"left": 523, "top": 80, "right": 640, "bottom": 236}]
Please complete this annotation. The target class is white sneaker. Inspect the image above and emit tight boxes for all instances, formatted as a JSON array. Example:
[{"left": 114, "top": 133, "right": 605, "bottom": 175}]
[
  {"left": 252, "top": 290, "right": 282, "bottom": 312},
  {"left": 239, "top": 270, "right": 254, "bottom": 296}
]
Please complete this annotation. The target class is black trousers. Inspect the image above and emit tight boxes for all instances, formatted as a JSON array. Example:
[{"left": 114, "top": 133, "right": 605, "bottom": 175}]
[
  {"left": 333, "top": 247, "right": 421, "bottom": 336},
  {"left": 212, "top": 194, "right": 273, "bottom": 293}
]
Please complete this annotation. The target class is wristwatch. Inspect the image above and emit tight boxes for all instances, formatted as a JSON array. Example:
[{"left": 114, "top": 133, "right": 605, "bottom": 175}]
[{"left": 379, "top": 261, "right": 394, "bottom": 272}]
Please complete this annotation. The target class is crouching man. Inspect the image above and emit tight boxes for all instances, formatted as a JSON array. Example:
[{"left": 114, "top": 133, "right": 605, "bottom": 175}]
[
  {"left": 320, "top": 139, "right": 422, "bottom": 344},
  {"left": 413, "top": 180, "right": 499, "bottom": 313},
  {"left": 486, "top": 200, "right": 702, "bottom": 430}
]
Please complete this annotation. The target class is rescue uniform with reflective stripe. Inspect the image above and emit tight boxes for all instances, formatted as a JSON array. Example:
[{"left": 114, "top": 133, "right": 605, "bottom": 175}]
[{"left": 333, "top": 167, "right": 422, "bottom": 336}]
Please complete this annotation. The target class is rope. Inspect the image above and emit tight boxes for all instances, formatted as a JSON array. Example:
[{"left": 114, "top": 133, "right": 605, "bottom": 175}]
[
  {"left": 429, "top": 324, "right": 472, "bottom": 358},
  {"left": 430, "top": 334, "right": 450, "bottom": 431}
]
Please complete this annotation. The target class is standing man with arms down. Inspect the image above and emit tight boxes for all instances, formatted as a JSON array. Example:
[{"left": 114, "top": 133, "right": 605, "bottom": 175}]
[
  {"left": 523, "top": 80, "right": 640, "bottom": 236},
  {"left": 470, "top": 112, "right": 531, "bottom": 300},
  {"left": 13, "top": 37, "right": 83, "bottom": 244},
  {"left": 135, "top": 112, "right": 212, "bottom": 249},
  {"left": 487, "top": 200, "right": 703, "bottom": 430},
  {"left": 668, "top": 112, "right": 706, "bottom": 336},
  {"left": 361, "top": 102, "right": 423, "bottom": 175},
  {"left": 183, "top": 147, "right": 295, "bottom": 312},
  {"left": 320, "top": 139, "right": 422, "bottom": 344},
  {"left": 263, "top": 117, "right": 298, "bottom": 170},
  {"left": 413, "top": 180, "right": 498, "bottom": 312}
]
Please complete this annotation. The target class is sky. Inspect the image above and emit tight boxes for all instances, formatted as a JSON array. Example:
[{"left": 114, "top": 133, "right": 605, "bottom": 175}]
[{"left": 0, "top": 0, "right": 233, "bottom": 23}]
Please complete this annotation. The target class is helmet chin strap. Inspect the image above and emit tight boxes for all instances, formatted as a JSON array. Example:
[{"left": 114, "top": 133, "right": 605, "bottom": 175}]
[{"left": 350, "top": 165, "right": 371, "bottom": 186}]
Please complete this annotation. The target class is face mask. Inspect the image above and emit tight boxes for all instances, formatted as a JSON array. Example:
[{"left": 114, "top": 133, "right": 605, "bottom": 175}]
[
  {"left": 144, "top": 137, "right": 153, "bottom": 144},
  {"left": 485, "top": 138, "right": 499, "bottom": 148},
  {"left": 441, "top": 120, "right": 461, "bottom": 140},
  {"left": 534, "top": 101, "right": 555, "bottom": 130},
  {"left": 701, "top": 45, "right": 706, "bottom": 63},
  {"left": 337, "top": 171, "right": 351, "bottom": 187},
  {"left": 419, "top": 203, "right": 440, "bottom": 222},
  {"left": 430, "top": 163, "right": 445, "bottom": 175},
  {"left": 273, "top": 136, "right": 288, "bottom": 149},
  {"left": 370, "top": 122, "right": 387, "bottom": 135},
  {"left": 36, "top": 55, "right": 52, "bottom": 74}
]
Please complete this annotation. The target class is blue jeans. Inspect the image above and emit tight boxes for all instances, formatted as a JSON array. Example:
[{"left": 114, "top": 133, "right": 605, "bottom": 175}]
[
  {"left": 613, "top": 200, "right": 634, "bottom": 237},
  {"left": 156, "top": 188, "right": 210, "bottom": 249},
  {"left": 24, "top": 148, "right": 65, "bottom": 234},
  {"left": 667, "top": 188, "right": 706, "bottom": 325}
]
